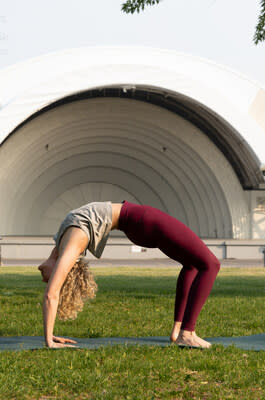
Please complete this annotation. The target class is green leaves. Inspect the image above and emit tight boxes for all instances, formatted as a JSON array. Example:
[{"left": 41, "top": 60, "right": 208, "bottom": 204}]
[
  {"left": 121, "top": 0, "right": 265, "bottom": 44},
  {"left": 121, "top": 0, "right": 161, "bottom": 14},
  {"left": 254, "top": 0, "right": 265, "bottom": 44}
]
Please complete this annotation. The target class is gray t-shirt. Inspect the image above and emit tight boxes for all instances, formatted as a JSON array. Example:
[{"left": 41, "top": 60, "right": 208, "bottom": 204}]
[{"left": 53, "top": 201, "right": 112, "bottom": 259}]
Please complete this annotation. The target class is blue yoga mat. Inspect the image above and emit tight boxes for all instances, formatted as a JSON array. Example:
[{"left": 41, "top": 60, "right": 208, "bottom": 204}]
[{"left": 0, "top": 334, "right": 264, "bottom": 351}]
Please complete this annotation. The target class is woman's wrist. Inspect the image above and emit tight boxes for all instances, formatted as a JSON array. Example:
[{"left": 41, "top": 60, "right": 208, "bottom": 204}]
[
  {"left": 45, "top": 337, "right": 54, "bottom": 347},
  {"left": 43, "top": 292, "right": 59, "bottom": 347}
]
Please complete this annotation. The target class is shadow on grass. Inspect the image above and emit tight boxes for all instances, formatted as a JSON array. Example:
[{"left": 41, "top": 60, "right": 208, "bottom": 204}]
[
  {"left": 0, "top": 273, "right": 43, "bottom": 286},
  {"left": 1, "top": 274, "right": 264, "bottom": 300},
  {"left": 97, "top": 275, "right": 265, "bottom": 298}
]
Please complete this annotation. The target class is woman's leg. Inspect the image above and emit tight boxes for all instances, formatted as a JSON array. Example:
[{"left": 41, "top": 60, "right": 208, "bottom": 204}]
[
  {"left": 157, "top": 215, "right": 220, "bottom": 347},
  {"left": 175, "top": 256, "right": 220, "bottom": 348},
  {"left": 170, "top": 264, "right": 198, "bottom": 341},
  {"left": 119, "top": 202, "right": 220, "bottom": 347},
  {"left": 180, "top": 256, "right": 220, "bottom": 332},
  {"left": 174, "top": 264, "right": 198, "bottom": 322}
]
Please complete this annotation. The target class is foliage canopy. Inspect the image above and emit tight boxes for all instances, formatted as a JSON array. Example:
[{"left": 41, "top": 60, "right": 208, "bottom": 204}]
[{"left": 121, "top": 0, "right": 265, "bottom": 45}]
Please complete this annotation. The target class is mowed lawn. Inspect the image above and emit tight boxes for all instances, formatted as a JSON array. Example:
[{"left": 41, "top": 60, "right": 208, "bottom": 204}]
[{"left": 0, "top": 266, "right": 264, "bottom": 400}]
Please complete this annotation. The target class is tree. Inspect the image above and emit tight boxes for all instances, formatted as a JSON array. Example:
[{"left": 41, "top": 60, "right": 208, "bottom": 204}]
[
  {"left": 254, "top": 0, "right": 265, "bottom": 44},
  {"left": 121, "top": 0, "right": 265, "bottom": 45},
  {"left": 121, "top": 0, "right": 160, "bottom": 14}
]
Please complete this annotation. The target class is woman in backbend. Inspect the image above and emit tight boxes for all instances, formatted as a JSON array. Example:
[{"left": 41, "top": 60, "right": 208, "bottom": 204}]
[{"left": 38, "top": 201, "right": 220, "bottom": 349}]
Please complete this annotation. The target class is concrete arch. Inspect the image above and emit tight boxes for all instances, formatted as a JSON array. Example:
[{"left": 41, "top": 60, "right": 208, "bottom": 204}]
[
  {"left": 0, "top": 47, "right": 264, "bottom": 239},
  {"left": 0, "top": 97, "right": 236, "bottom": 237}
]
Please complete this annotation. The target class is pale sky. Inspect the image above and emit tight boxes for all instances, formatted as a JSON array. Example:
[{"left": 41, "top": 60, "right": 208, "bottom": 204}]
[{"left": 0, "top": 0, "right": 264, "bottom": 86}]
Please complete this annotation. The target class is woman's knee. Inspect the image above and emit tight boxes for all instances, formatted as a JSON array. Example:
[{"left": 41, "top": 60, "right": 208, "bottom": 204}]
[
  {"left": 200, "top": 253, "right": 220, "bottom": 274},
  {"left": 208, "top": 254, "right": 221, "bottom": 274}
]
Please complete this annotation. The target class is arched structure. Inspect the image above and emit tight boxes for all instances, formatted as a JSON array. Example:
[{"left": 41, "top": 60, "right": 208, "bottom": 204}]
[{"left": 0, "top": 47, "right": 264, "bottom": 239}]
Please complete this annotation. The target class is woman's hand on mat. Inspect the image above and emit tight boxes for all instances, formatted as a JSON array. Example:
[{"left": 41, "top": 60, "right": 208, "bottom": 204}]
[
  {"left": 47, "top": 339, "right": 76, "bottom": 348},
  {"left": 53, "top": 335, "right": 77, "bottom": 344},
  {"left": 48, "top": 336, "right": 77, "bottom": 349},
  {"left": 46, "top": 336, "right": 77, "bottom": 348},
  {"left": 47, "top": 341, "right": 75, "bottom": 348}
]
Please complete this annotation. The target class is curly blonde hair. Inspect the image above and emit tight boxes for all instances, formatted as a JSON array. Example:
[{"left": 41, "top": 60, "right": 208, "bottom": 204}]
[{"left": 57, "top": 259, "right": 97, "bottom": 320}]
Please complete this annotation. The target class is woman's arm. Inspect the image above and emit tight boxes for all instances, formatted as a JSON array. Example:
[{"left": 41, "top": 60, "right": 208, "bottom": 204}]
[
  {"left": 43, "top": 251, "right": 78, "bottom": 347},
  {"left": 43, "top": 227, "right": 89, "bottom": 348}
]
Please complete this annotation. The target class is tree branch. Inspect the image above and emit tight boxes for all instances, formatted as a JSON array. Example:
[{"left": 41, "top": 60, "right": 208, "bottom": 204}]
[
  {"left": 121, "top": 0, "right": 161, "bottom": 14},
  {"left": 121, "top": 0, "right": 265, "bottom": 45},
  {"left": 254, "top": 0, "right": 265, "bottom": 44}
]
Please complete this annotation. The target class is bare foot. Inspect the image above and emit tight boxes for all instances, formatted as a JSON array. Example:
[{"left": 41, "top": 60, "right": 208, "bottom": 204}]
[
  {"left": 176, "top": 330, "right": 211, "bottom": 349},
  {"left": 170, "top": 321, "right": 182, "bottom": 342}
]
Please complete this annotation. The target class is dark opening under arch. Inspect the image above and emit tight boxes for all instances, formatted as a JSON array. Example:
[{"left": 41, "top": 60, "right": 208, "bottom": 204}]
[{"left": 3, "top": 85, "right": 263, "bottom": 189}]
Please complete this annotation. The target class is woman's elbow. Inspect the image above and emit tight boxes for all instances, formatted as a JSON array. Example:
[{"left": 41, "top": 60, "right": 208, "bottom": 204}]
[{"left": 44, "top": 290, "right": 60, "bottom": 303}]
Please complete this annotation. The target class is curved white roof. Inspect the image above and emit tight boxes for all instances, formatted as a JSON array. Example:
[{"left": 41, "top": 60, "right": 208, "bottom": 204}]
[{"left": 0, "top": 46, "right": 264, "bottom": 165}]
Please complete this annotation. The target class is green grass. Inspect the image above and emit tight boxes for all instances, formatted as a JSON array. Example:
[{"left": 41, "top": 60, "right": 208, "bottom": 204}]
[{"left": 0, "top": 266, "right": 264, "bottom": 399}]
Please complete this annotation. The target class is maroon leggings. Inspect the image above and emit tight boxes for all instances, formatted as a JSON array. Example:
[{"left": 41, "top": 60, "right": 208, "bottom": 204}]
[{"left": 118, "top": 201, "right": 220, "bottom": 331}]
